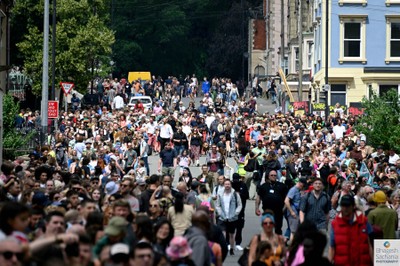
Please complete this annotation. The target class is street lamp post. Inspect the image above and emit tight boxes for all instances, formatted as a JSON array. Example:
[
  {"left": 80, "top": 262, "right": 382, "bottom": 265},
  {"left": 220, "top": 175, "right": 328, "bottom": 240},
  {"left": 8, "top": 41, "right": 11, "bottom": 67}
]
[
  {"left": 41, "top": 0, "right": 49, "bottom": 142},
  {"left": 324, "top": 0, "right": 330, "bottom": 121}
]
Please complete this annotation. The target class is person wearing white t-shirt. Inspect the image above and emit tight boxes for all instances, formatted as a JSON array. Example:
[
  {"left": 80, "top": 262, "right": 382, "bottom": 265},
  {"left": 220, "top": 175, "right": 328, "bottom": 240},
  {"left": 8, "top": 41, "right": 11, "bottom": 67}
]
[
  {"left": 144, "top": 117, "right": 158, "bottom": 152},
  {"left": 332, "top": 123, "right": 346, "bottom": 140},
  {"left": 159, "top": 119, "right": 174, "bottom": 150},
  {"left": 389, "top": 149, "right": 400, "bottom": 166},
  {"left": 112, "top": 93, "right": 125, "bottom": 110}
]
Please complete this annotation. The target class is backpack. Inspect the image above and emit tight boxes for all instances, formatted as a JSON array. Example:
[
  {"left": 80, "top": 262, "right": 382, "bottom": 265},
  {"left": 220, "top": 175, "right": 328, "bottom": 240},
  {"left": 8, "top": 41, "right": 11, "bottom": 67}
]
[
  {"left": 208, "top": 241, "right": 217, "bottom": 266},
  {"left": 238, "top": 234, "right": 260, "bottom": 266},
  {"left": 198, "top": 196, "right": 213, "bottom": 210},
  {"left": 244, "top": 156, "right": 257, "bottom": 172}
]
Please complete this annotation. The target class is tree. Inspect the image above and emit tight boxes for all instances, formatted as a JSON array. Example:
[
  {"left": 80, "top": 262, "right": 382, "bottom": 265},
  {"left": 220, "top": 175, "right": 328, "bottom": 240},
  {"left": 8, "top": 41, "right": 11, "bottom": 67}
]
[
  {"left": 2, "top": 94, "right": 35, "bottom": 159},
  {"left": 13, "top": 0, "right": 115, "bottom": 95},
  {"left": 355, "top": 89, "right": 400, "bottom": 152}
]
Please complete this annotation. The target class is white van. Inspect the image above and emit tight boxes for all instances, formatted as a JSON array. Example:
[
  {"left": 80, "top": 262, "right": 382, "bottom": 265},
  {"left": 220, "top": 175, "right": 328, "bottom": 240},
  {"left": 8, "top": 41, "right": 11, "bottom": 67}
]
[{"left": 128, "top": 96, "right": 153, "bottom": 110}]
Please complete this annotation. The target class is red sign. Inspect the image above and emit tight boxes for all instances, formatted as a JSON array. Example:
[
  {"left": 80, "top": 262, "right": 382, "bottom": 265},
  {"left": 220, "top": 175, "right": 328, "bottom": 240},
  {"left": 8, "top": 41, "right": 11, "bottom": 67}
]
[
  {"left": 48, "top": 101, "right": 59, "bottom": 119},
  {"left": 60, "top": 82, "right": 74, "bottom": 95},
  {"left": 348, "top": 106, "right": 364, "bottom": 116}
]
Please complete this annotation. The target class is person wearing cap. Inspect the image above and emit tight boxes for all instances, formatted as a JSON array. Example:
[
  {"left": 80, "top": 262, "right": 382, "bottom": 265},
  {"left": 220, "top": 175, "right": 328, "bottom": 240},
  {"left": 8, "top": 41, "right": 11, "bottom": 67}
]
[
  {"left": 329, "top": 194, "right": 373, "bottom": 265},
  {"left": 92, "top": 216, "right": 129, "bottom": 262},
  {"left": 252, "top": 140, "right": 266, "bottom": 178},
  {"left": 298, "top": 152, "right": 313, "bottom": 178},
  {"left": 367, "top": 190, "right": 397, "bottom": 239},
  {"left": 109, "top": 243, "right": 130, "bottom": 265},
  {"left": 284, "top": 177, "right": 307, "bottom": 243}
]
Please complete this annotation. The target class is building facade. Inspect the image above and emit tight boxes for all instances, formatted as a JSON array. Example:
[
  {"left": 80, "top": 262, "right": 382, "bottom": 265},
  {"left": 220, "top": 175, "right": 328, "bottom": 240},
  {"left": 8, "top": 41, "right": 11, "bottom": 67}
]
[
  {"left": 313, "top": 0, "right": 400, "bottom": 107},
  {"left": 248, "top": 0, "right": 289, "bottom": 79}
]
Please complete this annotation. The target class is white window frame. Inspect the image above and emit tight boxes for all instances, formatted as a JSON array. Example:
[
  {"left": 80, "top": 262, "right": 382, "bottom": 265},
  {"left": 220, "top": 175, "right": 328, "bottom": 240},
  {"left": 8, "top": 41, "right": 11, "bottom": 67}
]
[
  {"left": 317, "top": 24, "right": 322, "bottom": 62},
  {"left": 306, "top": 41, "right": 313, "bottom": 69},
  {"left": 292, "top": 46, "right": 300, "bottom": 73},
  {"left": 338, "top": 0, "right": 367, "bottom": 6},
  {"left": 330, "top": 84, "right": 347, "bottom": 106},
  {"left": 385, "top": 15, "right": 400, "bottom": 63},
  {"left": 339, "top": 15, "right": 367, "bottom": 64},
  {"left": 378, "top": 84, "right": 400, "bottom": 96},
  {"left": 386, "top": 0, "right": 400, "bottom": 6}
]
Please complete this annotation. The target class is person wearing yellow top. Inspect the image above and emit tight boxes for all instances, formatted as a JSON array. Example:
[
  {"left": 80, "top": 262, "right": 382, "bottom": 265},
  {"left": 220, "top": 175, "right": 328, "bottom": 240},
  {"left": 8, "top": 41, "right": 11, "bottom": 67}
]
[{"left": 248, "top": 211, "right": 286, "bottom": 266}]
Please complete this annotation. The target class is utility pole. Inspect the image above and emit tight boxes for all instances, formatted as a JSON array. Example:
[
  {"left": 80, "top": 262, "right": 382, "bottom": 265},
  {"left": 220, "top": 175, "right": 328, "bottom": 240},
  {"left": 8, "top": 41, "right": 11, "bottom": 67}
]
[
  {"left": 51, "top": 0, "right": 56, "bottom": 101},
  {"left": 41, "top": 0, "right": 49, "bottom": 143},
  {"left": 281, "top": 0, "right": 285, "bottom": 71},
  {"left": 298, "top": 0, "right": 303, "bottom": 101},
  {"left": 324, "top": 0, "right": 329, "bottom": 121}
]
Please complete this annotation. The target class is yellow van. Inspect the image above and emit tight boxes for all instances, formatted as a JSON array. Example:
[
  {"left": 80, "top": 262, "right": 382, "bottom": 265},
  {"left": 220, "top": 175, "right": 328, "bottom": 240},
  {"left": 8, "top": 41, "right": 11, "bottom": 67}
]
[{"left": 128, "top": 72, "right": 151, "bottom": 84}]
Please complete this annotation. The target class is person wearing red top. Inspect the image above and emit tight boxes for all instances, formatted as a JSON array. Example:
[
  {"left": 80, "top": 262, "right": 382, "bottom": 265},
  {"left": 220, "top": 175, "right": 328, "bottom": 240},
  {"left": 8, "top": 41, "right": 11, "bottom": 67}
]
[
  {"left": 134, "top": 100, "right": 144, "bottom": 113},
  {"left": 329, "top": 195, "right": 372, "bottom": 266}
]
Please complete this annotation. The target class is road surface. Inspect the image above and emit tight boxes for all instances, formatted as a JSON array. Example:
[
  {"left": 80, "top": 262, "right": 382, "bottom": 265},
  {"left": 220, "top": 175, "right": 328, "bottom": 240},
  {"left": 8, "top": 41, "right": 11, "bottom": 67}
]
[{"left": 148, "top": 95, "right": 280, "bottom": 264}]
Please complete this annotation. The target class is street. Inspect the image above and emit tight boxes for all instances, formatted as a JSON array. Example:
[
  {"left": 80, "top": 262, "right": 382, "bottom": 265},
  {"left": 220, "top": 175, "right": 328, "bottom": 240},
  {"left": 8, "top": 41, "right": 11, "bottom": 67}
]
[{"left": 148, "top": 95, "right": 280, "bottom": 264}]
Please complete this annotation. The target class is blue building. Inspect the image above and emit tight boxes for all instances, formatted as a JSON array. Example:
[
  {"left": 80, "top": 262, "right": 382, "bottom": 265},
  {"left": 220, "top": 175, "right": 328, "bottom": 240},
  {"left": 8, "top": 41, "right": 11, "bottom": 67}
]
[{"left": 312, "top": 0, "right": 400, "bottom": 106}]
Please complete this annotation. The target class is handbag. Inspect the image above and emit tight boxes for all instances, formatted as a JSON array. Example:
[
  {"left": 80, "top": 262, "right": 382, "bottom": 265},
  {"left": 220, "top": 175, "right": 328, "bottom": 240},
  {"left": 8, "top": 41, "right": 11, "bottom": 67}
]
[
  {"left": 244, "top": 157, "right": 257, "bottom": 172},
  {"left": 238, "top": 234, "right": 260, "bottom": 266}
]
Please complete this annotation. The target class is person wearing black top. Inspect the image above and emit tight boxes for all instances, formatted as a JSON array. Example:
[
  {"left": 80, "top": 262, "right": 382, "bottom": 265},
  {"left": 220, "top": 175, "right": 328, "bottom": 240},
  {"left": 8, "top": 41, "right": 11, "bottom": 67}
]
[
  {"left": 158, "top": 143, "right": 178, "bottom": 178},
  {"left": 231, "top": 173, "right": 249, "bottom": 250},
  {"left": 172, "top": 126, "right": 188, "bottom": 155},
  {"left": 298, "top": 153, "right": 313, "bottom": 177},
  {"left": 255, "top": 170, "right": 288, "bottom": 235}
]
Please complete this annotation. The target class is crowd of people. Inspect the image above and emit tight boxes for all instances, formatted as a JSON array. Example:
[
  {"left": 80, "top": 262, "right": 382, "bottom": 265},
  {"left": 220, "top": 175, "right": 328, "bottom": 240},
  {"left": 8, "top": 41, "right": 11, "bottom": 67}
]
[{"left": 1, "top": 74, "right": 400, "bottom": 266}]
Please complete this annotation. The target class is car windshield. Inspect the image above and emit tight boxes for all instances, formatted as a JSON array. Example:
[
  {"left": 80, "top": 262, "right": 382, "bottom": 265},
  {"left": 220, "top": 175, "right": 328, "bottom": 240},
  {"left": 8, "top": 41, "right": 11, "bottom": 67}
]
[{"left": 131, "top": 98, "right": 151, "bottom": 104}]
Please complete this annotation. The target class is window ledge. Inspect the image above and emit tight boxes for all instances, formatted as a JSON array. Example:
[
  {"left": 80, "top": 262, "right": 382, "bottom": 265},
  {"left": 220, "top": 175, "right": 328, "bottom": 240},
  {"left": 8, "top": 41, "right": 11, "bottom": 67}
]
[
  {"left": 339, "top": 0, "right": 367, "bottom": 6},
  {"left": 386, "top": 1, "right": 400, "bottom": 6},
  {"left": 385, "top": 58, "right": 400, "bottom": 64},
  {"left": 339, "top": 58, "right": 367, "bottom": 64}
]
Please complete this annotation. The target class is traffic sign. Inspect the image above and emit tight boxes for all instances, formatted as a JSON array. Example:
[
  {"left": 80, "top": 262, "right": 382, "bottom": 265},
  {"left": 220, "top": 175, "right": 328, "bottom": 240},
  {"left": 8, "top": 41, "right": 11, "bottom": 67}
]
[
  {"left": 48, "top": 100, "right": 59, "bottom": 119},
  {"left": 60, "top": 82, "right": 74, "bottom": 95}
]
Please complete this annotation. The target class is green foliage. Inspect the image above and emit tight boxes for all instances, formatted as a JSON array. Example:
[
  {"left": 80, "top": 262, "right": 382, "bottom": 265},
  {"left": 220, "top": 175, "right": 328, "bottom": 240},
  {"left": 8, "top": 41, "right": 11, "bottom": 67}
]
[
  {"left": 111, "top": 0, "right": 257, "bottom": 78},
  {"left": 355, "top": 89, "right": 400, "bottom": 152},
  {"left": 2, "top": 94, "right": 35, "bottom": 160},
  {"left": 12, "top": 0, "right": 261, "bottom": 82},
  {"left": 12, "top": 0, "right": 115, "bottom": 95}
]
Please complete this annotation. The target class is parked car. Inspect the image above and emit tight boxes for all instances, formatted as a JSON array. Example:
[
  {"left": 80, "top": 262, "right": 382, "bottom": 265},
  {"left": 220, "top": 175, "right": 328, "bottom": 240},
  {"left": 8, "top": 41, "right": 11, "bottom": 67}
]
[{"left": 127, "top": 96, "right": 153, "bottom": 110}]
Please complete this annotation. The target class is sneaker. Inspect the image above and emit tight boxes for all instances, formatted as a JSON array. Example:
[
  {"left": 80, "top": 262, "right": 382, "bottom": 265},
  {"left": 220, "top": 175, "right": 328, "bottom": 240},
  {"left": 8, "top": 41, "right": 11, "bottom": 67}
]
[
  {"left": 227, "top": 245, "right": 230, "bottom": 250},
  {"left": 236, "top": 245, "right": 244, "bottom": 251}
]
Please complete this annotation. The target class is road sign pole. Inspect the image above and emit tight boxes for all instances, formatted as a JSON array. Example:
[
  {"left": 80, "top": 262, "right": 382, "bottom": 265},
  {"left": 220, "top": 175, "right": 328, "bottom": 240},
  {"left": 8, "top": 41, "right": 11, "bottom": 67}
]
[
  {"left": 65, "top": 95, "right": 67, "bottom": 112},
  {"left": 54, "top": 97, "right": 58, "bottom": 131}
]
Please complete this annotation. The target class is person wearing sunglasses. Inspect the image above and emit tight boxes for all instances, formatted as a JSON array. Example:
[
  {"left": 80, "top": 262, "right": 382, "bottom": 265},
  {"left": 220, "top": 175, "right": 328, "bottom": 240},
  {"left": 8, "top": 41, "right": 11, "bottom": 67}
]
[
  {"left": 0, "top": 237, "right": 24, "bottom": 266},
  {"left": 248, "top": 211, "right": 286, "bottom": 266}
]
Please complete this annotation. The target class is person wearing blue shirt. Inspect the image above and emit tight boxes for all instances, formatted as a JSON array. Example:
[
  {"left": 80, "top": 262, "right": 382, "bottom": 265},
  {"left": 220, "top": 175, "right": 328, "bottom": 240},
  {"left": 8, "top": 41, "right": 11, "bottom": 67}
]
[
  {"left": 201, "top": 77, "right": 210, "bottom": 95},
  {"left": 250, "top": 126, "right": 262, "bottom": 141}
]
